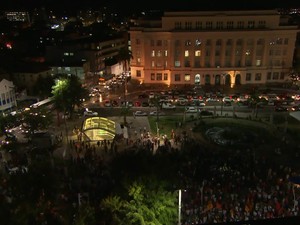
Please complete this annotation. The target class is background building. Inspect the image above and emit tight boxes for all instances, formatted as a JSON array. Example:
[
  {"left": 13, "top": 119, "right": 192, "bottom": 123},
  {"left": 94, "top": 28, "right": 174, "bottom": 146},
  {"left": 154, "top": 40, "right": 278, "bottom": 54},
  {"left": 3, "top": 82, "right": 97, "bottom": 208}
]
[{"left": 129, "top": 10, "right": 299, "bottom": 88}]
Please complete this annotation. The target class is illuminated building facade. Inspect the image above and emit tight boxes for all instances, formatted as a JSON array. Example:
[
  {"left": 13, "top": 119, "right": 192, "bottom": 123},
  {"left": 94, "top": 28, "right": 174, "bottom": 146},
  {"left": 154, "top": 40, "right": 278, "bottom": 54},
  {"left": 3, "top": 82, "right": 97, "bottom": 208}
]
[{"left": 129, "top": 10, "right": 299, "bottom": 87}]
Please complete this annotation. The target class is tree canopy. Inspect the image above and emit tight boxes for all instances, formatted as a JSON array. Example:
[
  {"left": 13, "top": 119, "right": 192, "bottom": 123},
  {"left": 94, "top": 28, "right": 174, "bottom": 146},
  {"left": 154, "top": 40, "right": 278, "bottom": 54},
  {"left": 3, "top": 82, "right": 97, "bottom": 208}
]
[{"left": 51, "top": 74, "right": 90, "bottom": 117}]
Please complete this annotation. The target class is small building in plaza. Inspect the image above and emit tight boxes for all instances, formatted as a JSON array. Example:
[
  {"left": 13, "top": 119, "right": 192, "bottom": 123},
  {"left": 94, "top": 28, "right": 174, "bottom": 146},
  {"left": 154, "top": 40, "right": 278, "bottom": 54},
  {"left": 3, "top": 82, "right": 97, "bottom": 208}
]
[{"left": 82, "top": 116, "right": 123, "bottom": 142}]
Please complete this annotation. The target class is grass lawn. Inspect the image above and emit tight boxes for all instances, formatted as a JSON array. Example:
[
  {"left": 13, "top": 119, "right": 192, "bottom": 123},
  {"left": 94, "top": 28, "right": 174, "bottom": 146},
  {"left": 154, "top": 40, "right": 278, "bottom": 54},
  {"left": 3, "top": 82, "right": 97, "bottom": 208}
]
[
  {"left": 148, "top": 113, "right": 300, "bottom": 141},
  {"left": 148, "top": 114, "right": 200, "bottom": 138}
]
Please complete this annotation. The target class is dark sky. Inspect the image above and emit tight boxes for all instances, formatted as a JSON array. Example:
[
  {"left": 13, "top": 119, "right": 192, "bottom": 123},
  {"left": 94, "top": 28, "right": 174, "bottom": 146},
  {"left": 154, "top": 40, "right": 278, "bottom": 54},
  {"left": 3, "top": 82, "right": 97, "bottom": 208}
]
[{"left": 0, "top": 0, "right": 299, "bottom": 12}]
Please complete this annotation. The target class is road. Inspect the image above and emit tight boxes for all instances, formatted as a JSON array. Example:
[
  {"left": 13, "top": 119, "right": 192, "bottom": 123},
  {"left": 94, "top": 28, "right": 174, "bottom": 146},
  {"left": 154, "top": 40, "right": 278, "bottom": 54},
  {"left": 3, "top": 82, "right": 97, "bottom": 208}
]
[{"left": 85, "top": 104, "right": 288, "bottom": 120}]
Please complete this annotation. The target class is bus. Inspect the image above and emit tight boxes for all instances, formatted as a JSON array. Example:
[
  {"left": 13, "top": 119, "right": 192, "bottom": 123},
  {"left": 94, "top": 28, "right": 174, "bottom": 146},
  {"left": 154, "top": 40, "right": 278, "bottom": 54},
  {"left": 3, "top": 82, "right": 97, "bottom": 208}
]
[{"left": 30, "top": 97, "right": 54, "bottom": 109}]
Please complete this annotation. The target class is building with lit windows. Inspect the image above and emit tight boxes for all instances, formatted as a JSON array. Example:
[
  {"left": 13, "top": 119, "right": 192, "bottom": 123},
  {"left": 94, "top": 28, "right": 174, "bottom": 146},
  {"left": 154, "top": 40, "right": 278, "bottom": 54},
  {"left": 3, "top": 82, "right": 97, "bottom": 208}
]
[
  {"left": 4, "top": 11, "right": 30, "bottom": 22},
  {"left": 129, "top": 10, "right": 299, "bottom": 87},
  {"left": 45, "top": 35, "right": 128, "bottom": 86}
]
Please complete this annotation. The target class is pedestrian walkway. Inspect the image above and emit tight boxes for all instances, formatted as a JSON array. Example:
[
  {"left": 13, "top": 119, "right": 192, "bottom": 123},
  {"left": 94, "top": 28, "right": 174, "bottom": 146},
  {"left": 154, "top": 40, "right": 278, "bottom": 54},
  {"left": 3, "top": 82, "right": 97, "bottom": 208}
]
[{"left": 51, "top": 114, "right": 187, "bottom": 159}]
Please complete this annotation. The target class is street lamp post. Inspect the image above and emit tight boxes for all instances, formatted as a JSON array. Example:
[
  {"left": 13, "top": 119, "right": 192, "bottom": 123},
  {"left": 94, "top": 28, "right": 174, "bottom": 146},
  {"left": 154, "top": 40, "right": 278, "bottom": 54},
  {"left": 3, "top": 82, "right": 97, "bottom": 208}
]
[
  {"left": 178, "top": 189, "right": 182, "bottom": 225},
  {"left": 178, "top": 189, "right": 186, "bottom": 225}
]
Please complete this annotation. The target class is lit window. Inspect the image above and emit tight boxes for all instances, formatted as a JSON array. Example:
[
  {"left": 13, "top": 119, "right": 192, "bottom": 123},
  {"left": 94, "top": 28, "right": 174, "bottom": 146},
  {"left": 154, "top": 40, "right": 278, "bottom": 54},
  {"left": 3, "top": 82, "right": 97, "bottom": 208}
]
[
  {"left": 195, "top": 50, "right": 201, "bottom": 57},
  {"left": 185, "top": 50, "right": 189, "bottom": 57},
  {"left": 184, "top": 74, "right": 191, "bottom": 81},
  {"left": 151, "top": 50, "right": 155, "bottom": 57},
  {"left": 175, "top": 61, "right": 180, "bottom": 67},
  {"left": 256, "top": 60, "right": 261, "bottom": 66}
]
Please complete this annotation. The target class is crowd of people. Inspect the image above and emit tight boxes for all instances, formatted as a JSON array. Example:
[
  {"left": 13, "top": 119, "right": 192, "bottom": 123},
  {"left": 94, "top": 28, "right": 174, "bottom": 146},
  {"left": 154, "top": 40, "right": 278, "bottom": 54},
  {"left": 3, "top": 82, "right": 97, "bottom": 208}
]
[
  {"left": 178, "top": 145, "right": 300, "bottom": 224},
  {"left": 62, "top": 116, "right": 300, "bottom": 225}
]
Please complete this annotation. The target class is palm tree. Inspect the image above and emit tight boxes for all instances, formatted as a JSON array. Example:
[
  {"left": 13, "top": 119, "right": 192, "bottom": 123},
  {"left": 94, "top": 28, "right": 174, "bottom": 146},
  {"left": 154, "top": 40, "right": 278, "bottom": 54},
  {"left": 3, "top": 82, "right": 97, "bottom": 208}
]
[
  {"left": 52, "top": 75, "right": 90, "bottom": 122},
  {"left": 116, "top": 47, "right": 133, "bottom": 124}
]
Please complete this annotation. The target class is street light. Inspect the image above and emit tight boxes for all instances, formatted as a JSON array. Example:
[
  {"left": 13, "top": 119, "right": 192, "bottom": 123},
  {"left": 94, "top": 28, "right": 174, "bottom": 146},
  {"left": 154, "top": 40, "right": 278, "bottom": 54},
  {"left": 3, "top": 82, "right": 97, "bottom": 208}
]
[
  {"left": 178, "top": 189, "right": 186, "bottom": 225},
  {"left": 178, "top": 189, "right": 182, "bottom": 225}
]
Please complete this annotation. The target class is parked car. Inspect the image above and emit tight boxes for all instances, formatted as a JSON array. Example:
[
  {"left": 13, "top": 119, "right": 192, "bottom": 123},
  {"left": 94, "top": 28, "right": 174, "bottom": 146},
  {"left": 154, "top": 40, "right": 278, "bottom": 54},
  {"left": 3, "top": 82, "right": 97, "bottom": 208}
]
[
  {"left": 291, "top": 105, "right": 300, "bottom": 111},
  {"left": 134, "top": 101, "right": 141, "bottom": 107},
  {"left": 185, "top": 106, "right": 198, "bottom": 113},
  {"left": 198, "top": 100, "right": 206, "bottom": 107},
  {"left": 275, "top": 106, "right": 288, "bottom": 112},
  {"left": 142, "top": 102, "right": 149, "bottom": 107},
  {"left": 206, "top": 97, "right": 219, "bottom": 102},
  {"left": 83, "top": 110, "right": 98, "bottom": 116},
  {"left": 134, "top": 111, "right": 148, "bottom": 116},
  {"left": 104, "top": 100, "right": 111, "bottom": 107},
  {"left": 176, "top": 97, "right": 189, "bottom": 105},
  {"left": 149, "top": 110, "right": 165, "bottom": 116},
  {"left": 162, "top": 102, "right": 176, "bottom": 109},
  {"left": 121, "top": 101, "right": 134, "bottom": 107}
]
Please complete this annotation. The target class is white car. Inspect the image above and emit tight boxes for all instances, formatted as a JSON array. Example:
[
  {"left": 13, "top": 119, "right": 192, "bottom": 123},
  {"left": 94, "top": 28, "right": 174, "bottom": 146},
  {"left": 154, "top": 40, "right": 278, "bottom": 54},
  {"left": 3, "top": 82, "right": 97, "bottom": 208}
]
[
  {"left": 84, "top": 110, "right": 98, "bottom": 116},
  {"left": 185, "top": 106, "right": 199, "bottom": 113},
  {"left": 223, "top": 96, "right": 233, "bottom": 102},
  {"left": 134, "top": 111, "right": 148, "bottom": 116},
  {"left": 149, "top": 110, "right": 165, "bottom": 116},
  {"left": 198, "top": 100, "right": 206, "bottom": 107},
  {"left": 162, "top": 102, "right": 176, "bottom": 109},
  {"left": 206, "top": 97, "right": 219, "bottom": 102}
]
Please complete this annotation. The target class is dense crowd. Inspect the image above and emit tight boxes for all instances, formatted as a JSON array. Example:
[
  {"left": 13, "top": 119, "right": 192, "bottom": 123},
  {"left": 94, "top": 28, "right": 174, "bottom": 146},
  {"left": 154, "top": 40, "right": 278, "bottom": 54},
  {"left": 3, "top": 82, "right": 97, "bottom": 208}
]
[
  {"left": 62, "top": 123, "right": 300, "bottom": 224},
  {"left": 178, "top": 146, "right": 300, "bottom": 224}
]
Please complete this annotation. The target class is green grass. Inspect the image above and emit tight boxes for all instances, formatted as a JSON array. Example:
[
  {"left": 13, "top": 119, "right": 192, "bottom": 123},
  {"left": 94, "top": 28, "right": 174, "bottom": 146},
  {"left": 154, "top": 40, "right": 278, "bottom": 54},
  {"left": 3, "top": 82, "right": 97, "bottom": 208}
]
[
  {"left": 148, "top": 113, "right": 300, "bottom": 140},
  {"left": 148, "top": 115, "right": 199, "bottom": 138}
]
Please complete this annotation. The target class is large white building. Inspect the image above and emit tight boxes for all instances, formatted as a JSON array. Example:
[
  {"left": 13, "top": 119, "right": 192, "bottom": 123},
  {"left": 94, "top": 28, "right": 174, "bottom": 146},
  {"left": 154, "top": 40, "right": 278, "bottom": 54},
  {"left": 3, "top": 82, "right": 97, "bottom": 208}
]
[
  {"left": 129, "top": 10, "right": 299, "bottom": 88},
  {"left": 0, "top": 79, "right": 17, "bottom": 113}
]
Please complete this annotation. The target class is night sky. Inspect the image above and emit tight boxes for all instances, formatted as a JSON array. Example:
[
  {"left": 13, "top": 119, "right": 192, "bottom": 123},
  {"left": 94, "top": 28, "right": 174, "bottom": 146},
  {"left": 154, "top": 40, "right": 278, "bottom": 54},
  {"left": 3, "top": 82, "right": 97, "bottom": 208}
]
[{"left": 0, "top": 0, "right": 299, "bottom": 12}]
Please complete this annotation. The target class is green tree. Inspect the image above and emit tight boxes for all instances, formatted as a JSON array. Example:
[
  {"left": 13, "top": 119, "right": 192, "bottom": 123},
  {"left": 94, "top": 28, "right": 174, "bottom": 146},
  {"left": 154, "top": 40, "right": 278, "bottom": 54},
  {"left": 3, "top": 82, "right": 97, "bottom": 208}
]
[
  {"left": 73, "top": 205, "right": 96, "bottom": 225},
  {"left": 289, "top": 69, "right": 300, "bottom": 88},
  {"left": 0, "top": 113, "right": 20, "bottom": 136},
  {"left": 100, "top": 180, "right": 177, "bottom": 225},
  {"left": 117, "top": 47, "right": 133, "bottom": 73},
  {"left": 120, "top": 105, "right": 131, "bottom": 125},
  {"left": 248, "top": 91, "right": 263, "bottom": 118},
  {"left": 117, "top": 47, "right": 133, "bottom": 124},
  {"left": 149, "top": 95, "right": 162, "bottom": 122},
  {"left": 51, "top": 75, "right": 90, "bottom": 120}
]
